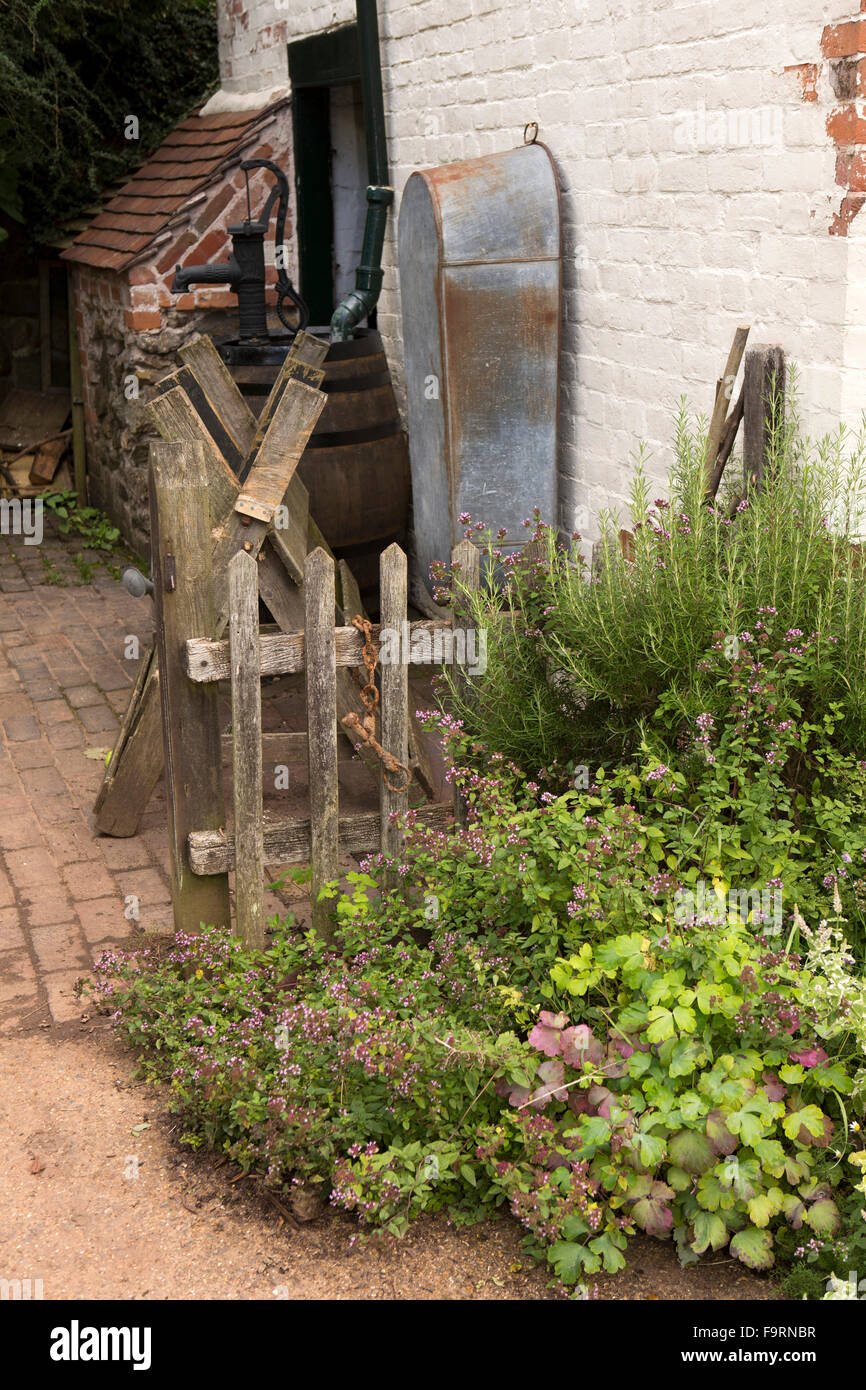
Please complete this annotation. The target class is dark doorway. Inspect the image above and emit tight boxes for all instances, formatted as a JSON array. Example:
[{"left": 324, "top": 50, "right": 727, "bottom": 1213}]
[{"left": 289, "top": 24, "right": 370, "bottom": 329}]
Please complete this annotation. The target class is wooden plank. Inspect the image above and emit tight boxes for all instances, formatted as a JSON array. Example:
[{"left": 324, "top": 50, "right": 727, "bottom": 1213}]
[
  {"left": 234, "top": 378, "right": 327, "bottom": 523},
  {"left": 186, "top": 618, "right": 453, "bottom": 682},
  {"left": 269, "top": 475, "right": 310, "bottom": 583},
  {"left": 177, "top": 334, "right": 257, "bottom": 460},
  {"left": 93, "top": 644, "right": 164, "bottom": 836},
  {"left": 379, "top": 544, "right": 409, "bottom": 863},
  {"left": 238, "top": 332, "right": 329, "bottom": 484},
  {"left": 451, "top": 539, "right": 481, "bottom": 826},
  {"left": 39, "top": 261, "right": 52, "bottom": 392},
  {"left": 304, "top": 548, "right": 338, "bottom": 943},
  {"left": 28, "top": 435, "right": 67, "bottom": 486},
  {"left": 228, "top": 550, "right": 265, "bottom": 950},
  {"left": 67, "top": 274, "right": 88, "bottom": 503},
  {"left": 150, "top": 440, "right": 231, "bottom": 934},
  {"left": 257, "top": 538, "right": 307, "bottom": 631},
  {"left": 704, "top": 325, "right": 750, "bottom": 483},
  {"left": 189, "top": 802, "right": 453, "bottom": 875},
  {"left": 153, "top": 365, "right": 247, "bottom": 475},
  {"left": 743, "top": 345, "right": 786, "bottom": 491},
  {"left": 211, "top": 381, "right": 325, "bottom": 621},
  {"left": 149, "top": 386, "right": 239, "bottom": 522}
]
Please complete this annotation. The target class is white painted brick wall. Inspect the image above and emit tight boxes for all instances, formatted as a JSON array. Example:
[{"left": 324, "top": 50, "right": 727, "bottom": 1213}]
[{"left": 218, "top": 0, "right": 865, "bottom": 540}]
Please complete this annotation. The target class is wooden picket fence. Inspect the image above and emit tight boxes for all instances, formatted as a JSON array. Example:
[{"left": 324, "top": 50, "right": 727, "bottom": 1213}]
[{"left": 149, "top": 438, "right": 476, "bottom": 946}]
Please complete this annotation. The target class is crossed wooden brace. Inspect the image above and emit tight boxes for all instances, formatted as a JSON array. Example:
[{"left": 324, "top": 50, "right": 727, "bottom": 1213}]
[{"left": 93, "top": 330, "right": 438, "bottom": 837}]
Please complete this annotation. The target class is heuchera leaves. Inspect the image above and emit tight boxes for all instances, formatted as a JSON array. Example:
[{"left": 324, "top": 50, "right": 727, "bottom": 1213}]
[
  {"left": 668, "top": 1128, "right": 716, "bottom": 1175},
  {"left": 705, "top": 1109, "right": 738, "bottom": 1156},
  {"left": 730, "top": 1226, "right": 775, "bottom": 1271},
  {"left": 625, "top": 1175, "right": 676, "bottom": 1237}
]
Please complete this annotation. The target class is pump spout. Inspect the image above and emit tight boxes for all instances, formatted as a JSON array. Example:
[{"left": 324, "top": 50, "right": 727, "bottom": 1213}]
[
  {"left": 171, "top": 230, "right": 269, "bottom": 339},
  {"left": 171, "top": 257, "right": 242, "bottom": 294}
]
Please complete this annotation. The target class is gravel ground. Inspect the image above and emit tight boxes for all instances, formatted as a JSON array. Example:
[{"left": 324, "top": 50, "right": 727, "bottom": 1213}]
[{"left": 0, "top": 1022, "right": 780, "bottom": 1302}]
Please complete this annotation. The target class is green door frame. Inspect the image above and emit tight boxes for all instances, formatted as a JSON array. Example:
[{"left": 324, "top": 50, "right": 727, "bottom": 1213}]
[{"left": 289, "top": 24, "right": 361, "bottom": 327}]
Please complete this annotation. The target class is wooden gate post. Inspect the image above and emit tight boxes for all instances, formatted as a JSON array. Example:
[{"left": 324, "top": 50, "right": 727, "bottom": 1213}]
[
  {"left": 304, "top": 548, "right": 338, "bottom": 944},
  {"left": 150, "top": 441, "right": 231, "bottom": 935},
  {"left": 228, "top": 550, "right": 265, "bottom": 950},
  {"left": 379, "top": 543, "right": 409, "bottom": 870}
]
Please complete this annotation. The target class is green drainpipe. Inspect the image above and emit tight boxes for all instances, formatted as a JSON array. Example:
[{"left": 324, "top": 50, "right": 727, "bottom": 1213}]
[{"left": 330, "top": 0, "right": 394, "bottom": 342}]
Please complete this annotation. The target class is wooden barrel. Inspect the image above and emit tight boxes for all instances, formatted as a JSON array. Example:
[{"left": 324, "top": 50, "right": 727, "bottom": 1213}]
[{"left": 222, "top": 327, "right": 410, "bottom": 552}]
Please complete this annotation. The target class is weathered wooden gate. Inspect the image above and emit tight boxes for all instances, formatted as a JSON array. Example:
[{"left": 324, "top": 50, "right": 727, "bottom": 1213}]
[{"left": 148, "top": 437, "right": 472, "bottom": 946}]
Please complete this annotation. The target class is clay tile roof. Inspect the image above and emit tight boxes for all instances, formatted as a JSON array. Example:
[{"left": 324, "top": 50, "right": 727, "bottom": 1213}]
[{"left": 61, "top": 100, "right": 289, "bottom": 272}]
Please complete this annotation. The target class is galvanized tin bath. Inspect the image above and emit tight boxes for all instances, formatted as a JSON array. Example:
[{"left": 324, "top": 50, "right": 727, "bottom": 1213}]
[{"left": 398, "top": 141, "right": 562, "bottom": 593}]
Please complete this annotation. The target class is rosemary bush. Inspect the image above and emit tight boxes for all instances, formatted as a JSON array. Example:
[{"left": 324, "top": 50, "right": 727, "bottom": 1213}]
[{"left": 446, "top": 382, "right": 866, "bottom": 774}]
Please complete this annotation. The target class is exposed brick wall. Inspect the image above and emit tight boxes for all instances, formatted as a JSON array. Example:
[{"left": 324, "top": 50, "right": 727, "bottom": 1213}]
[
  {"left": 126, "top": 106, "right": 297, "bottom": 322},
  {"left": 220, "top": 2, "right": 866, "bottom": 541}
]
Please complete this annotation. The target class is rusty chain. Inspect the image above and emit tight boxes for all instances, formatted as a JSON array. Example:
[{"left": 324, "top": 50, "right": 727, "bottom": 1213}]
[{"left": 340, "top": 615, "right": 411, "bottom": 794}]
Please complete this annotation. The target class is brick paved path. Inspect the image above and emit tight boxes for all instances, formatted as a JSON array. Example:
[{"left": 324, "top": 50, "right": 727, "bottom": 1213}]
[{"left": 0, "top": 527, "right": 307, "bottom": 1032}]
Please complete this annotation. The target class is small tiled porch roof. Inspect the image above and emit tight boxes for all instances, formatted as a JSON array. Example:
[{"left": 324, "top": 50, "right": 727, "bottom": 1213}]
[{"left": 61, "top": 100, "right": 289, "bottom": 273}]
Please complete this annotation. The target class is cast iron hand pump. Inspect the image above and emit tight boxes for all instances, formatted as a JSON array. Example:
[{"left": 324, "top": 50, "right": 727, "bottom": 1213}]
[{"left": 171, "top": 158, "right": 308, "bottom": 339}]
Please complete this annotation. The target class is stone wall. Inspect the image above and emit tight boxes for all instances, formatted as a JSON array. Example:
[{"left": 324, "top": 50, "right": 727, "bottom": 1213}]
[{"left": 71, "top": 265, "right": 241, "bottom": 557}]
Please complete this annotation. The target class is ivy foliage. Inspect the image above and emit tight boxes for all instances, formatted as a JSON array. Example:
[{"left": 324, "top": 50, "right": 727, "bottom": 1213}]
[{"left": 0, "top": 0, "right": 219, "bottom": 246}]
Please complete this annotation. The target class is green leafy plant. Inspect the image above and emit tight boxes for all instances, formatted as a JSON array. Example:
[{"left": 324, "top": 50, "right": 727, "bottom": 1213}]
[
  {"left": 43, "top": 490, "right": 121, "bottom": 550},
  {"left": 444, "top": 387, "right": 866, "bottom": 772}
]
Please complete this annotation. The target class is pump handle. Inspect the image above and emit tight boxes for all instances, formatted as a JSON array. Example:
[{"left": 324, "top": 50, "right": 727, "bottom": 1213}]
[{"left": 240, "top": 158, "right": 309, "bottom": 333}]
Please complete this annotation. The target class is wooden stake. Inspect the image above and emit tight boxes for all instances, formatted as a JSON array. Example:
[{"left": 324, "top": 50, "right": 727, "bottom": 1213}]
[
  {"left": 743, "top": 345, "right": 786, "bottom": 492},
  {"left": 379, "top": 543, "right": 409, "bottom": 866},
  {"left": 229, "top": 550, "right": 265, "bottom": 950},
  {"left": 704, "top": 325, "right": 750, "bottom": 484},
  {"left": 150, "top": 441, "right": 230, "bottom": 935},
  {"left": 304, "top": 548, "right": 338, "bottom": 943}
]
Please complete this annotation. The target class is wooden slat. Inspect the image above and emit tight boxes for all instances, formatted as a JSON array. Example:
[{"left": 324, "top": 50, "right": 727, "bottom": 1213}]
[
  {"left": 150, "top": 441, "right": 231, "bottom": 933},
  {"left": 269, "top": 476, "right": 310, "bottom": 583},
  {"left": 379, "top": 543, "right": 409, "bottom": 863},
  {"left": 451, "top": 540, "right": 481, "bottom": 826},
  {"left": 239, "top": 331, "right": 329, "bottom": 483},
  {"left": 149, "top": 386, "right": 239, "bottom": 522},
  {"left": 304, "top": 549, "right": 338, "bottom": 943},
  {"left": 229, "top": 551, "right": 265, "bottom": 949},
  {"left": 234, "top": 378, "right": 327, "bottom": 523},
  {"left": 153, "top": 365, "right": 246, "bottom": 475},
  {"left": 185, "top": 619, "right": 453, "bottom": 682},
  {"left": 212, "top": 380, "right": 326, "bottom": 620},
  {"left": 93, "top": 644, "right": 163, "bottom": 836},
  {"left": 188, "top": 803, "right": 453, "bottom": 875}
]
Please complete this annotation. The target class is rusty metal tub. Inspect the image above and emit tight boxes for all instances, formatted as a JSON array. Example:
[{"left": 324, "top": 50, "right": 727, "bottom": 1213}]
[{"left": 398, "top": 141, "right": 562, "bottom": 592}]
